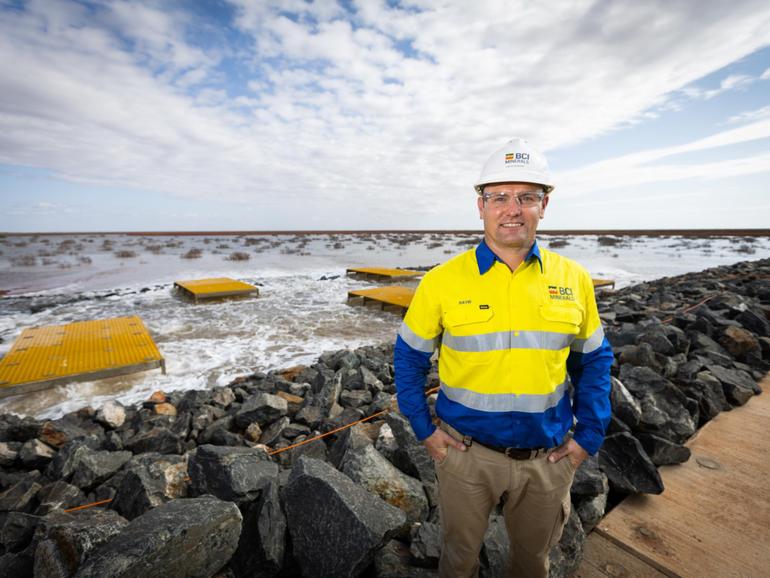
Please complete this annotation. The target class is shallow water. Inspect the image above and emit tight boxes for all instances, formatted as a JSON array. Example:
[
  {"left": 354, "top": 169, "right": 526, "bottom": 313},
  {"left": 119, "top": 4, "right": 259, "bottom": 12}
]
[{"left": 1, "top": 232, "right": 768, "bottom": 419}]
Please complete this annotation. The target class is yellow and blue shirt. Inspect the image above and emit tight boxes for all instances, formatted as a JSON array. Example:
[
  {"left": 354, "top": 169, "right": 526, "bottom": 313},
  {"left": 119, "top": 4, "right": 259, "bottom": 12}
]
[{"left": 394, "top": 239, "right": 613, "bottom": 455}]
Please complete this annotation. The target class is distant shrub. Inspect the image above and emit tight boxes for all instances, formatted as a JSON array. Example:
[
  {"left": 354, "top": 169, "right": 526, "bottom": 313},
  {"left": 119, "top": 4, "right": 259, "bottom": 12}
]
[
  {"left": 145, "top": 244, "right": 164, "bottom": 254},
  {"left": 42, "top": 257, "right": 57, "bottom": 266},
  {"left": 735, "top": 244, "right": 756, "bottom": 254},
  {"left": 182, "top": 248, "right": 203, "bottom": 259},
  {"left": 79, "top": 256, "right": 92, "bottom": 264},
  {"left": 548, "top": 239, "right": 570, "bottom": 248},
  {"left": 456, "top": 238, "right": 479, "bottom": 246},
  {"left": 227, "top": 251, "right": 250, "bottom": 261},
  {"left": 217, "top": 243, "right": 231, "bottom": 250},
  {"left": 114, "top": 250, "right": 138, "bottom": 258},
  {"left": 11, "top": 254, "right": 37, "bottom": 266},
  {"left": 427, "top": 242, "right": 442, "bottom": 249}
]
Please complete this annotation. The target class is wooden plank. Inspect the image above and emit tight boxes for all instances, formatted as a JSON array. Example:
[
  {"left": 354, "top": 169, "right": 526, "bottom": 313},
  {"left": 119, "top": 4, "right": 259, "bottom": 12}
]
[
  {"left": 594, "top": 378, "right": 770, "bottom": 578},
  {"left": 173, "top": 277, "right": 258, "bottom": 300},
  {"left": 346, "top": 267, "right": 423, "bottom": 279},
  {"left": 347, "top": 286, "right": 415, "bottom": 310},
  {"left": 575, "top": 532, "right": 668, "bottom": 577}
]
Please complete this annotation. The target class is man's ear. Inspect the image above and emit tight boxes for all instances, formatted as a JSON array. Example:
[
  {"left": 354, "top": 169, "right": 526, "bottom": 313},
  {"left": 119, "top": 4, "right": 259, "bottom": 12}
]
[
  {"left": 477, "top": 195, "right": 484, "bottom": 219},
  {"left": 540, "top": 194, "right": 550, "bottom": 219}
]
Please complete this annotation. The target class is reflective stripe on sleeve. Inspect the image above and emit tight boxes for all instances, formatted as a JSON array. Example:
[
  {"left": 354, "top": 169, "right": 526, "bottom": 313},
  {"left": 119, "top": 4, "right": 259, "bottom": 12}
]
[
  {"left": 570, "top": 325, "right": 605, "bottom": 354},
  {"left": 440, "top": 378, "right": 568, "bottom": 413},
  {"left": 442, "top": 330, "right": 573, "bottom": 352},
  {"left": 398, "top": 322, "right": 439, "bottom": 353}
]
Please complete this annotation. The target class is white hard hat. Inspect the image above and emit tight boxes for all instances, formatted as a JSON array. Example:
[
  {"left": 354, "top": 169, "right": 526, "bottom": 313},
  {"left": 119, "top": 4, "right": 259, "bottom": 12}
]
[{"left": 474, "top": 137, "right": 555, "bottom": 194}]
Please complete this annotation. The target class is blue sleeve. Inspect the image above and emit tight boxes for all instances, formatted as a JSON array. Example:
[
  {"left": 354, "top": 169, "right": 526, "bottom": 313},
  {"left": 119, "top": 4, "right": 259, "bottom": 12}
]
[
  {"left": 393, "top": 334, "right": 435, "bottom": 441},
  {"left": 567, "top": 336, "right": 614, "bottom": 455}
]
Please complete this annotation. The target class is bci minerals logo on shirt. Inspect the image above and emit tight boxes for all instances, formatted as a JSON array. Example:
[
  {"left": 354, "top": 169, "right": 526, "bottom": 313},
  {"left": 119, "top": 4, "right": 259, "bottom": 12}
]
[{"left": 548, "top": 285, "right": 575, "bottom": 301}]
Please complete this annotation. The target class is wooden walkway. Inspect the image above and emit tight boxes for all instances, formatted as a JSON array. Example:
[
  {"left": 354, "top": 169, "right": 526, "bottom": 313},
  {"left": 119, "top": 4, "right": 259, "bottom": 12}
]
[{"left": 577, "top": 375, "right": 769, "bottom": 578}]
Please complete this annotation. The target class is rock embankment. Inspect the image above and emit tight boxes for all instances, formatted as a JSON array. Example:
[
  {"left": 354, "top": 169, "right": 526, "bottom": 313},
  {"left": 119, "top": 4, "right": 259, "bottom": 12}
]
[{"left": 0, "top": 258, "right": 768, "bottom": 577}]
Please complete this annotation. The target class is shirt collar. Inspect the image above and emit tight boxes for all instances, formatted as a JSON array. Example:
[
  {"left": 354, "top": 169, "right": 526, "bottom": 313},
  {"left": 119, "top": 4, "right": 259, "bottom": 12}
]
[{"left": 475, "top": 238, "right": 543, "bottom": 275}]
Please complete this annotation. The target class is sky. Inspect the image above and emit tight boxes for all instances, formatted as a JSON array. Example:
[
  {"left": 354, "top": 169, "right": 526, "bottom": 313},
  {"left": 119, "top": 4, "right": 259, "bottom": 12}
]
[{"left": 0, "top": 0, "right": 769, "bottom": 232}]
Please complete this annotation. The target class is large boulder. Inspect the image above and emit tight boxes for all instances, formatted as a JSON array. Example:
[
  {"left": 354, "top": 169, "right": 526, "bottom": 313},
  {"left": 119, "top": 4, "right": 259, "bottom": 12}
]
[
  {"left": 548, "top": 509, "right": 586, "bottom": 578},
  {"left": 341, "top": 444, "right": 429, "bottom": 523},
  {"left": 230, "top": 479, "right": 287, "bottom": 578},
  {"left": 0, "top": 470, "right": 42, "bottom": 513},
  {"left": 705, "top": 365, "right": 760, "bottom": 406},
  {"left": 385, "top": 413, "right": 437, "bottom": 506},
  {"left": 33, "top": 509, "right": 128, "bottom": 577},
  {"left": 18, "top": 439, "right": 57, "bottom": 470},
  {"left": 187, "top": 444, "right": 278, "bottom": 502},
  {"left": 234, "top": 393, "right": 288, "bottom": 430},
  {"left": 284, "top": 456, "right": 406, "bottom": 578},
  {"left": 618, "top": 365, "right": 696, "bottom": 444},
  {"left": 74, "top": 496, "right": 242, "bottom": 578},
  {"left": 598, "top": 432, "right": 664, "bottom": 494},
  {"left": 35, "top": 481, "right": 86, "bottom": 515},
  {"left": 110, "top": 454, "right": 188, "bottom": 520}
]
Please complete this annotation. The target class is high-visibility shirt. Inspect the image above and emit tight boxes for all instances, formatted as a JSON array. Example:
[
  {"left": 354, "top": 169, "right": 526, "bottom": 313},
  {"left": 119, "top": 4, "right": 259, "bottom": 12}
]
[{"left": 394, "top": 240, "right": 613, "bottom": 455}]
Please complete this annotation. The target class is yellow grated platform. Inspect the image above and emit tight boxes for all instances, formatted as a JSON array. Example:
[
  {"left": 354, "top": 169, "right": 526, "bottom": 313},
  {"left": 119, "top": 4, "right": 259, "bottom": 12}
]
[
  {"left": 348, "top": 286, "right": 415, "bottom": 313},
  {"left": 346, "top": 267, "right": 423, "bottom": 279},
  {"left": 592, "top": 279, "right": 615, "bottom": 290},
  {"left": 0, "top": 316, "right": 165, "bottom": 399},
  {"left": 173, "top": 277, "right": 259, "bottom": 301}
]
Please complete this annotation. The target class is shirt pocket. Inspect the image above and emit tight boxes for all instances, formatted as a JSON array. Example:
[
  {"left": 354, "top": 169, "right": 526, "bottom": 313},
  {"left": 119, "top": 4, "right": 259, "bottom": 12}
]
[
  {"left": 540, "top": 304, "right": 583, "bottom": 337},
  {"left": 442, "top": 306, "right": 497, "bottom": 365}
]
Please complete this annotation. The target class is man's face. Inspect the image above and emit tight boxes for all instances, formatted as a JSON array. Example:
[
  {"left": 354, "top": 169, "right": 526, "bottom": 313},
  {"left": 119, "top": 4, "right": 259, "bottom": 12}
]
[{"left": 477, "top": 182, "right": 549, "bottom": 254}]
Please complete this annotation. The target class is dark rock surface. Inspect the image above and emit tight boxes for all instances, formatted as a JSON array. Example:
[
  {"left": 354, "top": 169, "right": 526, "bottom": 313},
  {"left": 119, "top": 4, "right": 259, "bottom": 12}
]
[
  {"left": 283, "top": 456, "right": 406, "bottom": 578},
  {"left": 74, "top": 496, "right": 242, "bottom": 578}
]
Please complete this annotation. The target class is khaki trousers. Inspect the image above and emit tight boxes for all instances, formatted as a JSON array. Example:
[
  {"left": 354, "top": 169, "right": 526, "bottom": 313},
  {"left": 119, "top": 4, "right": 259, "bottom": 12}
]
[{"left": 436, "top": 423, "right": 575, "bottom": 578}]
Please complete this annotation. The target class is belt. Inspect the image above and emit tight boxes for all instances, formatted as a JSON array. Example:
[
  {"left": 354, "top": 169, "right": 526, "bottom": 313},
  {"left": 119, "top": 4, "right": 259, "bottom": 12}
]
[{"left": 481, "top": 443, "right": 548, "bottom": 460}]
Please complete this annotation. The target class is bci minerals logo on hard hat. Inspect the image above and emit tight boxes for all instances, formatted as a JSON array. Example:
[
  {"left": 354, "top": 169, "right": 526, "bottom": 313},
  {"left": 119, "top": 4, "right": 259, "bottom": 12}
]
[{"left": 505, "top": 152, "right": 530, "bottom": 165}]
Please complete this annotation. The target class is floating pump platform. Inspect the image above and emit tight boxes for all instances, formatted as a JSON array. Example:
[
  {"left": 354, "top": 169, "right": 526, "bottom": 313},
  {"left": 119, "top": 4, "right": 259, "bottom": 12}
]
[
  {"left": 346, "top": 267, "right": 423, "bottom": 280},
  {"left": 173, "top": 277, "right": 259, "bottom": 301},
  {"left": 592, "top": 279, "right": 616, "bottom": 290},
  {"left": 0, "top": 316, "right": 165, "bottom": 399},
  {"left": 347, "top": 286, "right": 415, "bottom": 313}
]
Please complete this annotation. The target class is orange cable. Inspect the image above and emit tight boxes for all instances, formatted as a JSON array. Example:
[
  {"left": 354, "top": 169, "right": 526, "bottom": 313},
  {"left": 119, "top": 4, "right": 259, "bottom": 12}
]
[{"left": 63, "top": 498, "right": 112, "bottom": 513}]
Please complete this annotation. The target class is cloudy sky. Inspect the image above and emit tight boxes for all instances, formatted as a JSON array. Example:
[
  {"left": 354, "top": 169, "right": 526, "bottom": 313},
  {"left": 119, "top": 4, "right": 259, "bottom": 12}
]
[{"left": 0, "top": 0, "right": 769, "bottom": 232}]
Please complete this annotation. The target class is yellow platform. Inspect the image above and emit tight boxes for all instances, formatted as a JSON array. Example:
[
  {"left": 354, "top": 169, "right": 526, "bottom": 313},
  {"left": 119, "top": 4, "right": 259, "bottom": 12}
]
[
  {"left": 174, "top": 277, "right": 259, "bottom": 301},
  {"left": 0, "top": 316, "right": 165, "bottom": 399},
  {"left": 592, "top": 279, "right": 616, "bottom": 290},
  {"left": 348, "top": 286, "right": 415, "bottom": 313},
  {"left": 346, "top": 267, "right": 423, "bottom": 280}
]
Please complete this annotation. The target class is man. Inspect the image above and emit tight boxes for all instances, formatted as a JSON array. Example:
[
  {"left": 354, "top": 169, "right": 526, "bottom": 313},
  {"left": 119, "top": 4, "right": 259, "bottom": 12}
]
[{"left": 394, "top": 138, "right": 613, "bottom": 577}]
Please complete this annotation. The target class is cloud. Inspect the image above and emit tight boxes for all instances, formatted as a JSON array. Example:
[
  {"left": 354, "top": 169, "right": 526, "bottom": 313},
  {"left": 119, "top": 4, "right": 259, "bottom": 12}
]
[
  {"left": 557, "top": 118, "right": 770, "bottom": 196},
  {"left": 6, "top": 201, "right": 79, "bottom": 216},
  {"left": 1, "top": 0, "right": 770, "bottom": 229}
]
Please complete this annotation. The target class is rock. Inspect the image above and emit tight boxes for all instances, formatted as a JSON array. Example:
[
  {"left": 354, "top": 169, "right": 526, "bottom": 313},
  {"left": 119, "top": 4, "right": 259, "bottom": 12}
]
[
  {"left": 575, "top": 491, "right": 608, "bottom": 533},
  {"left": 70, "top": 449, "right": 132, "bottom": 490},
  {"left": 95, "top": 401, "right": 126, "bottom": 429},
  {"left": 39, "top": 419, "right": 90, "bottom": 449},
  {"left": 720, "top": 326, "right": 760, "bottom": 357},
  {"left": 275, "top": 391, "right": 304, "bottom": 415},
  {"left": 153, "top": 403, "right": 177, "bottom": 417},
  {"left": 329, "top": 423, "right": 374, "bottom": 469},
  {"left": 706, "top": 365, "right": 759, "bottom": 406},
  {"left": 342, "top": 444, "right": 429, "bottom": 523},
  {"left": 618, "top": 365, "right": 696, "bottom": 444},
  {"left": 736, "top": 309, "right": 770, "bottom": 338},
  {"left": 637, "top": 326, "right": 675, "bottom": 355},
  {"left": 340, "top": 389, "right": 373, "bottom": 409},
  {"left": 281, "top": 422, "right": 311, "bottom": 440},
  {"left": 598, "top": 432, "right": 664, "bottom": 494},
  {"left": 187, "top": 444, "right": 278, "bottom": 502},
  {"left": 124, "top": 427, "right": 183, "bottom": 455},
  {"left": 211, "top": 387, "right": 236, "bottom": 408},
  {"left": 410, "top": 521, "right": 441, "bottom": 568},
  {"left": 385, "top": 413, "right": 437, "bottom": 488},
  {"left": 316, "top": 371, "right": 344, "bottom": 413},
  {"left": 234, "top": 393, "right": 288, "bottom": 430},
  {"left": 0, "top": 414, "right": 41, "bottom": 443},
  {"left": 18, "top": 439, "right": 57, "bottom": 470},
  {"left": 0, "top": 544, "right": 34, "bottom": 576},
  {"left": 1, "top": 511, "right": 40, "bottom": 553},
  {"left": 0, "top": 441, "right": 19, "bottom": 467},
  {"left": 374, "top": 539, "right": 438, "bottom": 578},
  {"left": 375, "top": 423, "right": 398, "bottom": 463},
  {"left": 284, "top": 456, "right": 406, "bottom": 578},
  {"left": 0, "top": 471, "right": 42, "bottom": 513},
  {"left": 294, "top": 405, "right": 324, "bottom": 429},
  {"left": 259, "top": 417, "right": 291, "bottom": 447},
  {"left": 286, "top": 434, "right": 328, "bottom": 466},
  {"left": 35, "top": 481, "right": 86, "bottom": 515},
  {"left": 148, "top": 391, "right": 168, "bottom": 404},
  {"left": 609, "top": 377, "right": 641, "bottom": 429},
  {"left": 230, "top": 479, "right": 287, "bottom": 577},
  {"left": 110, "top": 454, "right": 188, "bottom": 520},
  {"left": 33, "top": 509, "right": 128, "bottom": 577},
  {"left": 74, "top": 496, "right": 242, "bottom": 578},
  {"left": 47, "top": 442, "right": 92, "bottom": 481},
  {"left": 570, "top": 455, "right": 606, "bottom": 498},
  {"left": 548, "top": 508, "right": 586, "bottom": 578},
  {"left": 243, "top": 421, "right": 262, "bottom": 443},
  {"left": 480, "top": 515, "right": 508, "bottom": 578},
  {"left": 636, "top": 433, "right": 691, "bottom": 466}
]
